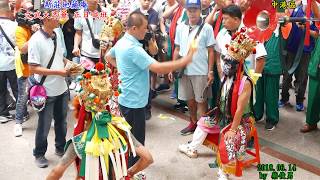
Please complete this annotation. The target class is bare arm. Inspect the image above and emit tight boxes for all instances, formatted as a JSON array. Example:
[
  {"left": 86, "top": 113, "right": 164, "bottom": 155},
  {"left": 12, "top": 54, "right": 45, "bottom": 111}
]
[
  {"left": 216, "top": 52, "right": 223, "bottom": 79},
  {"left": 127, "top": 145, "right": 153, "bottom": 177},
  {"left": 159, "top": 18, "right": 167, "bottom": 35},
  {"left": 207, "top": 47, "right": 215, "bottom": 84},
  {"left": 162, "top": 3, "right": 179, "bottom": 19},
  {"left": 149, "top": 51, "right": 193, "bottom": 74},
  {"left": 29, "top": 64, "right": 69, "bottom": 77},
  {"left": 105, "top": 55, "right": 117, "bottom": 67},
  {"left": 255, "top": 57, "right": 265, "bottom": 74},
  {"left": 230, "top": 81, "right": 252, "bottom": 131},
  {"left": 73, "top": 30, "right": 82, "bottom": 56},
  {"left": 205, "top": 6, "right": 218, "bottom": 25}
]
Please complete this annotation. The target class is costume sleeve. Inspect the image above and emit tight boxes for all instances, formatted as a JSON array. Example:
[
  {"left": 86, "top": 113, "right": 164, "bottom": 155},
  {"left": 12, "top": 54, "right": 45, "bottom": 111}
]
[{"left": 131, "top": 47, "right": 156, "bottom": 70}]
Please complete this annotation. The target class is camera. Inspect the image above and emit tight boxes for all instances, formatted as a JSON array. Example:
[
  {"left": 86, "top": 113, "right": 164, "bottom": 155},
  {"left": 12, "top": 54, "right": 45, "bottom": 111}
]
[{"left": 144, "top": 31, "right": 154, "bottom": 41}]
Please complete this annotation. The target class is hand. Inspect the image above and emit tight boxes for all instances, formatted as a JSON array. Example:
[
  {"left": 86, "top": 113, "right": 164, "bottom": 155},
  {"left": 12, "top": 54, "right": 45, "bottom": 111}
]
[
  {"left": 58, "top": 69, "right": 71, "bottom": 77},
  {"left": 72, "top": 47, "right": 81, "bottom": 57},
  {"left": 100, "top": 39, "right": 112, "bottom": 51},
  {"left": 148, "top": 38, "right": 158, "bottom": 56},
  {"left": 207, "top": 72, "right": 214, "bottom": 86},
  {"left": 296, "top": 22, "right": 305, "bottom": 30},
  {"left": 224, "top": 130, "right": 236, "bottom": 142},
  {"left": 31, "top": 24, "right": 40, "bottom": 32},
  {"left": 168, "top": 72, "right": 174, "bottom": 82}
]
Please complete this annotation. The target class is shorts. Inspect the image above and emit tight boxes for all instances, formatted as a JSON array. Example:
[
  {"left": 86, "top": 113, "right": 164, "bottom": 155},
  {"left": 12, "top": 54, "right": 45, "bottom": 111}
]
[{"left": 178, "top": 75, "right": 212, "bottom": 103}]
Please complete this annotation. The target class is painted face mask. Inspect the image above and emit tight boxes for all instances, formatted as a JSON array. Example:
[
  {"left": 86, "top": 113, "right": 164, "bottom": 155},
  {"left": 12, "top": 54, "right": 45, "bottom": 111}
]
[{"left": 222, "top": 55, "right": 239, "bottom": 77}]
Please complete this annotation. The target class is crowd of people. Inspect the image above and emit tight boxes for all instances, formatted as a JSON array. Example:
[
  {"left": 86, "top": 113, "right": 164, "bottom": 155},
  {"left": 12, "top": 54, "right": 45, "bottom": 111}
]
[{"left": 0, "top": 0, "right": 319, "bottom": 179}]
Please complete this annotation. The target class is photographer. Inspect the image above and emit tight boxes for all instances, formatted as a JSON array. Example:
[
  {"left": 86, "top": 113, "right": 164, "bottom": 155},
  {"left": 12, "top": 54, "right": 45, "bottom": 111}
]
[
  {"left": 13, "top": 0, "right": 41, "bottom": 137},
  {"left": 134, "top": 0, "right": 160, "bottom": 120}
]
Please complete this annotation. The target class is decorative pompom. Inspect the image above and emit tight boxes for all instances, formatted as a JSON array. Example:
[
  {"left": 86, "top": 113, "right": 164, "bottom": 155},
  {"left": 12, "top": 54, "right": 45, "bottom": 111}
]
[
  {"left": 240, "top": 27, "right": 246, "bottom": 33},
  {"left": 114, "top": 91, "right": 119, "bottom": 97},
  {"left": 84, "top": 72, "right": 92, "bottom": 79},
  {"left": 252, "top": 48, "right": 256, "bottom": 54},
  {"left": 225, "top": 44, "right": 229, "bottom": 49},
  {"left": 94, "top": 97, "right": 100, "bottom": 104},
  {"left": 96, "top": 62, "right": 105, "bottom": 71}
]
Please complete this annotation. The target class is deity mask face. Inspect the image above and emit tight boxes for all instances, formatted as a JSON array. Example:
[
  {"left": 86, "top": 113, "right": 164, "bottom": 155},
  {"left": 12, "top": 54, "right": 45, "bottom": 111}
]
[{"left": 222, "top": 55, "right": 239, "bottom": 77}]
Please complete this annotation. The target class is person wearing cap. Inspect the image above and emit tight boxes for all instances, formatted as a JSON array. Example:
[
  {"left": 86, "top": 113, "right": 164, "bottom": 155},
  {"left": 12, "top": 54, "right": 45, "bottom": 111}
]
[
  {"left": 169, "top": 0, "right": 215, "bottom": 136},
  {"left": 28, "top": 9, "right": 71, "bottom": 168}
]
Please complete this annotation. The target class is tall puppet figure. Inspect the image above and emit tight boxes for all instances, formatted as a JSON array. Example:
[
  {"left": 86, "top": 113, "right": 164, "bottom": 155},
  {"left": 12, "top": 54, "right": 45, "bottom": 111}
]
[{"left": 179, "top": 27, "right": 257, "bottom": 179}]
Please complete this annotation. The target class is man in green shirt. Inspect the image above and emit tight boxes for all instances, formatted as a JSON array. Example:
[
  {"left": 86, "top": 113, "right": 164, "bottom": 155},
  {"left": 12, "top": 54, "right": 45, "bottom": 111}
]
[{"left": 300, "top": 38, "right": 320, "bottom": 133}]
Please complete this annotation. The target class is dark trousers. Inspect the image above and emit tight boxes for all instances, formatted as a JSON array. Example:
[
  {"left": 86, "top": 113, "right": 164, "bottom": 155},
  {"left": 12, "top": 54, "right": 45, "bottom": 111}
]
[
  {"left": 119, "top": 104, "right": 146, "bottom": 167},
  {"left": 33, "top": 91, "right": 68, "bottom": 158},
  {"left": 0, "top": 70, "right": 18, "bottom": 115},
  {"left": 281, "top": 52, "right": 310, "bottom": 103}
]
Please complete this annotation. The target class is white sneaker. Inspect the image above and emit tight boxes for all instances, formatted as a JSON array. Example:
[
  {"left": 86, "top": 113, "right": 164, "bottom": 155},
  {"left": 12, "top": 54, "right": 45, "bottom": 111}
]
[
  {"left": 178, "top": 144, "right": 198, "bottom": 158},
  {"left": 133, "top": 171, "right": 146, "bottom": 180},
  {"left": 69, "top": 82, "right": 77, "bottom": 90},
  {"left": 217, "top": 168, "right": 229, "bottom": 180},
  {"left": 14, "top": 124, "right": 23, "bottom": 137}
]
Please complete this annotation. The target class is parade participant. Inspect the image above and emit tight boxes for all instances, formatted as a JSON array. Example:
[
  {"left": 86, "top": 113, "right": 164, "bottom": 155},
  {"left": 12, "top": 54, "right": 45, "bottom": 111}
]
[
  {"left": 300, "top": 28, "right": 320, "bottom": 132},
  {"left": 105, "top": 11, "right": 196, "bottom": 167},
  {"left": 279, "top": 1, "right": 319, "bottom": 111},
  {"left": 46, "top": 67, "right": 153, "bottom": 179},
  {"left": 172, "top": 0, "right": 215, "bottom": 136},
  {"left": 179, "top": 27, "right": 257, "bottom": 180},
  {"left": 215, "top": 4, "right": 266, "bottom": 77},
  {"left": 253, "top": 25, "right": 282, "bottom": 131},
  {"left": 28, "top": 9, "right": 70, "bottom": 168},
  {"left": 0, "top": 1, "right": 18, "bottom": 123}
]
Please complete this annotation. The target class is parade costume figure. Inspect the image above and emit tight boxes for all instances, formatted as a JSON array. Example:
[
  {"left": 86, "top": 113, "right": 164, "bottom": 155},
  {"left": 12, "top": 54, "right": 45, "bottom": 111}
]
[{"left": 179, "top": 27, "right": 258, "bottom": 179}]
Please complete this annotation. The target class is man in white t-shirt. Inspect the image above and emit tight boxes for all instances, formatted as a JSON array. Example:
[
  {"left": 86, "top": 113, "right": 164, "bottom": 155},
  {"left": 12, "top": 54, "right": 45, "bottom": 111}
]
[
  {"left": 72, "top": 0, "right": 107, "bottom": 66},
  {"left": 215, "top": 5, "right": 266, "bottom": 77},
  {"left": 28, "top": 9, "right": 70, "bottom": 169},
  {"left": 0, "top": 1, "right": 18, "bottom": 123}
]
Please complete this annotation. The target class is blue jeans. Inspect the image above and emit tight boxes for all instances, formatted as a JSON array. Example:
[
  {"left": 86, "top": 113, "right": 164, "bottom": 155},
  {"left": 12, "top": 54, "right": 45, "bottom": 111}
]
[
  {"left": 33, "top": 91, "right": 69, "bottom": 158},
  {"left": 15, "top": 77, "right": 29, "bottom": 124}
]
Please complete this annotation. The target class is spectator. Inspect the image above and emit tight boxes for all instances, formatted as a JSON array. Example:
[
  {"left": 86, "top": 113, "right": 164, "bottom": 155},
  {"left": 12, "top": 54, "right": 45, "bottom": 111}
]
[
  {"left": 279, "top": 2, "right": 319, "bottom": 111},
  {"left": 72, "top": 0, "right": 107, "bottom": 71},
  {"left": 28, "top": 9, "right": 70, "bottom": 168},
  {"left": 0, "top": 1, "right": 18, "bottom": 123},
  {"left": 13, "top": 0, "right": 38, "bottom": 137},
  {"left": 170, "top": 0, "right": 215, "bottom": 136},
  {"left": 105, "top": 11, "right": 195, "bottom": 167}
]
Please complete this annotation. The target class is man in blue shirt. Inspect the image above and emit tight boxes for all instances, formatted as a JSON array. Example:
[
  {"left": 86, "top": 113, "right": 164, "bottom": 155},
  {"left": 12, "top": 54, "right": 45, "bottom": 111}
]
[
  {"left": 105, "top": 11, "right": 195, "bottom": 167},
  {"left": 279, "top": 3, "right": 319, "bottom": 111}
]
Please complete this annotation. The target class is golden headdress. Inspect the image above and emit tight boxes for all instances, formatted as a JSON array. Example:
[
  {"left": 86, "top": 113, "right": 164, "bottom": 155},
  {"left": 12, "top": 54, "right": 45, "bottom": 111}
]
[{"left": 225, "top": 27, "right": 257, "bottom": 63}]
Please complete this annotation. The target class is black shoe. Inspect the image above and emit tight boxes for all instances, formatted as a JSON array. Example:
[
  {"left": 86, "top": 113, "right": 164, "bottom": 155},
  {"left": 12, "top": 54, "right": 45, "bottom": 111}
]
[
  {"left": 265, "top": 122, "right": 276, "bottom": 131},
  {"left": 155, "top": 84, "right": 171, "bottom": 93},
  {"left": 35, "top": 156, "right": 49, "bottom": 168},
  {"left": 146, "top": 110, "right": 152, "bottom": 120}
]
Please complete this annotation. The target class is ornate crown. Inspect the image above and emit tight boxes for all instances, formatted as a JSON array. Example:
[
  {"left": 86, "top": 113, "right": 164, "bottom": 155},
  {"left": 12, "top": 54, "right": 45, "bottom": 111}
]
[
  {"left": 75, "top": 62, "right": 121, "bottom": 113},
  {"left": 225, "top": 27, "right": 257, "bottom": 63}
]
